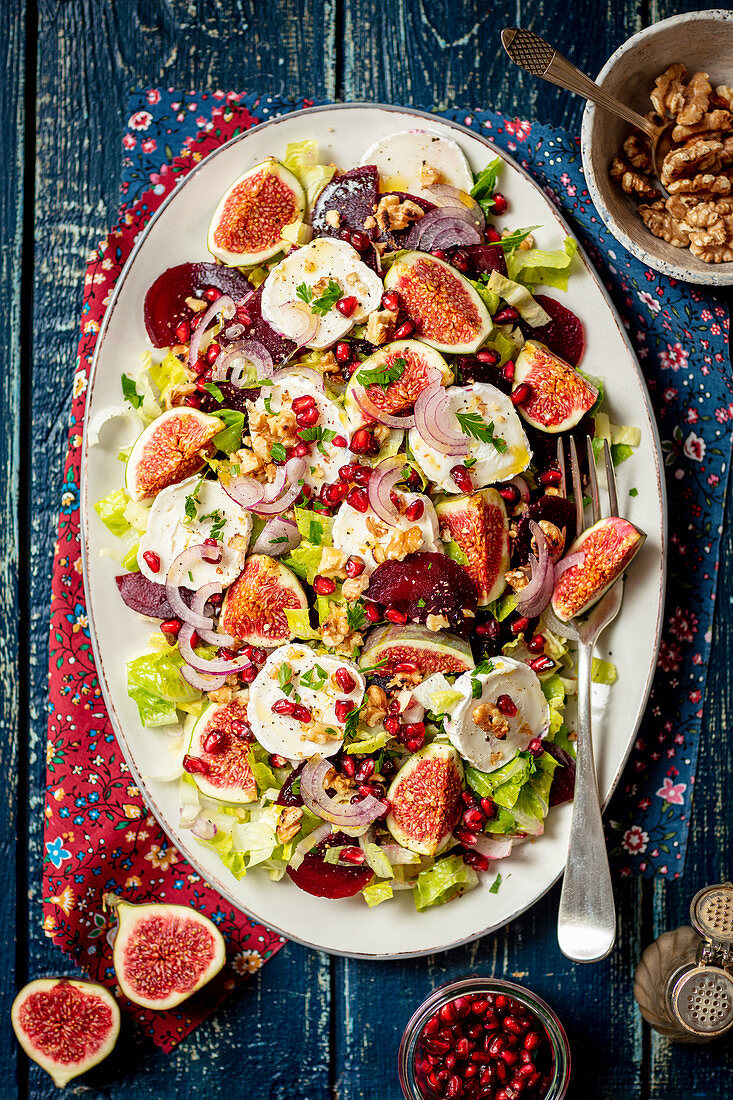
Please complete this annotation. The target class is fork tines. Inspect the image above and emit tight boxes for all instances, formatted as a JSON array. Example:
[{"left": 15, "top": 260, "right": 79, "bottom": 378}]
[{"left": 556, "top": 436, "right": 619, "bottom": 535}]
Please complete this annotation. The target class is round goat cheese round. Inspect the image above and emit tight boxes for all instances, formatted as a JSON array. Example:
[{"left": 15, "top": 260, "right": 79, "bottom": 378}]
[
  {"left": 360, "top": 130, "right": 474, "bottom": 199},
  {"left": 331, "top": 490, "right": 442, "bottom": 574}
]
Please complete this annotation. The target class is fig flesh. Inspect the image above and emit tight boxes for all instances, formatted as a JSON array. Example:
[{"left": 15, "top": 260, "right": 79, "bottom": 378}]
[
  {"left": 436, "top": 488, "right": 510, "bottom": 605},
  {"left": 551, "top": 516, "right": 646, "bottom": 621},
  {"left": 220, "top": 554, "right": 308, "bottom": 646},
  {"left": 359, "top": 623, "right": 474, "bottom": 676},
  {"left": 311, "top": 165, "right": 379, "bottom": 242},
  {"left": 143, "top": 262, "right": 252, "bottom": 349},
  {"left": 512, "top": 340, "right": 598, "bottom": 434},
  {"left": 287, "top": 833, "right": 374, "bottom": 898},
  {"left": 11, "top": 978, "right": 120, "bottom": 1088},
  {"left": 345, "top": 338, "right": 451, "bottom": 427},
  {"left": 189, "top": 697, "right": 257, "bottom": 803},
  {"left": 208, "top": 158, "right": 305, "bottom": 266},
  {"left": 365, "top": 551, "right": 479, "bottom": 636},
  {"left": 104, "top": 893, "right": 226, "bottom": 1010},
  {"left": 116, "top": 572, "right": 195, "bottom": 620},
  {"left": 386, "top": 743, "right": 464, "bottom": 856},
  {"left": 383, "top": 251, "right": 492, "bottom": 354},
  {"left": 125, "top": 408, "right": 222, "bottom": 502}
]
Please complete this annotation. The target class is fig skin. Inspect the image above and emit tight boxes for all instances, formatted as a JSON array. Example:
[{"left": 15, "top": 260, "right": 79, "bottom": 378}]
[
  {"left": 125, "top": 407, "right": 223, "bottom": 502},
  {"left": 551, "top": 516, "right": 646, "bottom": 621},
  {"left": 386, "top": 743, "right": 464, "bottom": 856},
  {"left": 359, "top": 623, "right": 475, "bottom": 676},
  {"left": 208, "top": 159, "right": 305, "bottom": 265}
]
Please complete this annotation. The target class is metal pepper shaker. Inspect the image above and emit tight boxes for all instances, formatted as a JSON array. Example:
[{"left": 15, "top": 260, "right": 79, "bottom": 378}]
[{"left": 634, "top": 883, "right": 733, "bottom": 1043}]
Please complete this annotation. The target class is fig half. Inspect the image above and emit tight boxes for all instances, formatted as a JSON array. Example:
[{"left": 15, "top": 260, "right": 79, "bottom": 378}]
[
  {"left": 345, "top": 338, "right": 451, "bottom": 427},
  {"left": 386, "top": 743, "right": 464, "bottom": 856},
  {"left": 188, "top": 697, "right": 257, "bottom": 803},
  {"left": 551, "top": 516, "right": 646, "bottom": 621},
  {"left": 125, "top": 408, "right": 222, "bottom": 501},
  {"left": 512, "top": 340, "right": 598, "bottom": 434},
  {"left": 436, "top": 487, "right": 510, "bottom": 605},
  {"left": 359, "top": 623, "right": 474, "bottom": 676},
  {"left": 383, "top": 251, "right": 492, "bottom": 354},
  {"left": 220, "top": 554, "right": 308, "bottom": 646},
  {"left": 208, "top": 158, "right": 305, "bottom": 266}
]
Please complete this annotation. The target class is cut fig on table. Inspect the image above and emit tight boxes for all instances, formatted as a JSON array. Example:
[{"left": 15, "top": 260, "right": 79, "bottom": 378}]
[
  {"left": 386, "top": 743, "right": 464, "bottom": 856},
  {"left": 365, "top": 551, "right": 479, "bottom": 636},
  {"left": 512, "top": 340, "right": 598, "bottom": 433},
  {"left": 436, "top": 487, "right": 510, "bottom": 605},
  {"left": 359, "top": 622, "right": 475, "bottom": 676},
  {"left": 551, "top": 515, "right": 646, "bottom": 621},
  {"left": 143, "top": 262, "right": 253, "bottom": 349},
  {"left": 208, "top": 158, "right": 305, "bottom": 266}
]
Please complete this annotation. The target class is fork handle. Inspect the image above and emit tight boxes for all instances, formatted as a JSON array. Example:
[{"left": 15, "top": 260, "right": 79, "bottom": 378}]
[{"left": 557, "top": 639, "right": 616, "bottom": 963}]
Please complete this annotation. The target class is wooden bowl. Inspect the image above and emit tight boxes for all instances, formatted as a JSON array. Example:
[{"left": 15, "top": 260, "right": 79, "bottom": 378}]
[{"left": 581, "top": 10, "right": 733, "bottom": 285}]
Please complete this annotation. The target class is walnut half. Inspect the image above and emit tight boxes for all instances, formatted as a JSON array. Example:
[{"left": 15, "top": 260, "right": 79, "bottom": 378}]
[
  {"left": 610, "top": 157, "right": 658, "bottom": 201},
  {"left": 638, "top": 200, "right": 691, "bottom": 248}
]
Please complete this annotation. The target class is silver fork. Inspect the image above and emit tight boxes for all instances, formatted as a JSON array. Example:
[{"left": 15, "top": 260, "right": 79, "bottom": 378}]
[{"left": 553, "top": 437, "right": 627, "bottom": 963}]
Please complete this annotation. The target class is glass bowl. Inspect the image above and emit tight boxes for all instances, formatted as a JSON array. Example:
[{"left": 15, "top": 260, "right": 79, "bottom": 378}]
[{"left": 398, "top": 976, "right": 571, "bottom": 1100}]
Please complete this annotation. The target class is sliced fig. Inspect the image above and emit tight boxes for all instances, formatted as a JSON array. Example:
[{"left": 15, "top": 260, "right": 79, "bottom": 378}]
[
  {"left": 143, "top": 262, "right": 253, "bottom": 349},
  {"left": 11, "top": 978, "right": 120, "bottom": 1088},
  {"left": 513, "top": 495, "right": 577, "bottom": 566},
  {"left": 512, "top": 340, "right": 598, "bottom": 434},
  {"left": 544, "top": 742, "right": 576, "bottom": 806},
  {"left": 384, "top": 251, "right": 492, "bottom": 354},
  {"left": 287, "top": 832, "right": 374, "bottom": 898},
  {"left": 375, "top": 191, "right": 435, "bottom": 249},
  {"left": 311, "top": 165, "right": 379, "bottom": 240},
  {"left": 115, "top": 572, "right": 195, "bottom": 620},
  {"left": 104, "top": 893, "right": 226, "bottom": 1010},
  {"left": 189, "top": 697, "right": 257, "bottom": 803},
  {"left": 528, "top": 295, "right": 585, "bottom": 367},
  {"left": 345, "top": 338, "right": 451, "bottom": 427},
  {"left": 220, "top": 554, "right": 308, "bottom": 646},
  {"left": 365, "top": 552, "right": 479, "bottom": 636},
  {"left": 386, "top": 743, "right": 464, "bottom": 856},
  {"left": 208, "top": 159, "right": 305, "bottom": 266},
  {"left": 551, "top": 516, "right": 646, "bottom": 621},
  {"left": 359, "top": 623, "right": 474, "bottom": 676},
  {"left": 125, "top": 408, "right": 222, "bottom": 502},
  {"left": 436, "top": 488, "right": 510, "bottom": 605}
]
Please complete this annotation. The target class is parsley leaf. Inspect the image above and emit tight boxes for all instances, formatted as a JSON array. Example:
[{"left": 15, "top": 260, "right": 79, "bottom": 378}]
[
  {"left": 203, "top": 382, "right": 225, "bottom": 404},
  {"left": 263, "top": 394, "right": 273, "bottom": 414},
  {"left": 271, "top": 441, "right": 288, "bottom": 463},
  {"left": 358, "top": 657, "right": 390, "bottom": 674},
  {"left": 184, "top": 478, "right": 203, "bottom": 523},
  {"left": 474, "top": 659, "right": 495, "bottom": 676},
  {"left": 296, "top": 282, "right": 313, "bottom": 304},
  {"left": 346, "top": 603, "right": 367, "bottom": 633},
  {"left": 470, "top": 157, "right": 502, "bottom": 219},
  {"left": 356, "top": 357, "right": 407, "bottom": 390},
  {"left": 489, "top": 873, "right": 502, "bottom": 894},
  {"left": 471, "top": 677, "right": 483, "bottom": 699},
  {"left": 629, "top": 487, "right": 638, "bottom": 497},
  {"left": 297, "top": 425, "right": 336, "bottom": 454},
  {"left": 199, "top": 509, "right": 226, "bottom": 541},
  {"left": 278, "top": 662, "right": 294, "bottom": 695},
  {"left": 499, "top": 225, "right": 541, "bottom": 253},
  {"left": 456, "top": 411, "right": 508, "bottom": 453},
  {"left": 311, "top": 280, "right": 343, "bottom": 316},
  {"left": 121, "top": 374, "right": 143, "bottom": 409}
]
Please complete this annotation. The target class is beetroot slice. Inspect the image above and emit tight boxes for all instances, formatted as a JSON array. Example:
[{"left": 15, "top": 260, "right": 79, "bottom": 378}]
[
  {"left": 376, "top": 192, "right": 435, "bottom": 250},
  {"left": 144, "top": 263, "right": 253, "bottom": 349},
  {"left": 543, "top": 742, "right": 576, "bottom": 806},
  {"left": 276, "top": 762, "right": 305, "bottom": 807},
  {"left": 116, "top": 573, "right": 195, "bottom": 620},
  {"left": 232, "top": 284, "right": 298, "bottom": 366},
  {"left": 287, "top": 834, "right": 373, "bottom": 898},
  {"left": 456, "top": 244, "right": 508, "bottom": 280},
  {"left": 198, "top": 380, "right": 259, "bottom": 414},
  {"left": 365, "top": 552, "right": 478, "bottom": 637},
  {"left": 529, "top": 295, "right": 585, "bottom": 367},
  {"left": 312, "top": 165, "right": 379, "bottom": 239},
  {"left": 512, "top": 496, "right": 577, "bottom": 567}
]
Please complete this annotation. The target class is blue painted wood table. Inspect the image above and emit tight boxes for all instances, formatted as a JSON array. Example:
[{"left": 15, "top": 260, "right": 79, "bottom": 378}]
[{"left": 2, "top": 2, "right": 732, "bottom": 1096}]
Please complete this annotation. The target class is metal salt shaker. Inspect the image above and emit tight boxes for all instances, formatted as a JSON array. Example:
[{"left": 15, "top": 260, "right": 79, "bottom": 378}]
[{"left": 634, "top": 883, "right": 733, "bottom": 1043}]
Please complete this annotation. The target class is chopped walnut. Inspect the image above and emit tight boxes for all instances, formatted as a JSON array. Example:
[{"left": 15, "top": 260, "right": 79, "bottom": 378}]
[
  {"left": 504, "top": 568, "right": 529, "bottom": 592},
  {"left": 207, "top": 684, "right": 234, "bottom": 705},
  {"left": 680, "top": 198, "right": 733, "bottom": 262},
  {"left": 666, "top": 171, "right": 733, "bottom": 196},
  {"left": 229, "top": 446, "right": 265, "bottom": 477},
  {"left": 373, "top": 524, "right": 424, "bottom": 565},
  {"left": 365, "top": 515, "right": 389, "bottom": 540},
  {"left": 665, "top": 192, "right": 705, "bottom": 221},
  {"left": 374, "top": 194, "right": 425, "bottom": 233},
  {"left": 166, "top": 381, "right": 197, "bottom": 408},
  {"left": 309, "top": 722, "right": 342, "bottom": 745},
  {"left": 610, "top": 157, "right": 658, "bottom": 201},
  {"left": 363, "top": 214, "right": 377, "bottom": 230},
  {"left": 534, "top": 520, "right": 565, "bottom": 559},
  {"left": 321, "top": 605, "right": 363, "bottom": 654},
  {"left": 319, "top": 546, "right": 348, "bottom": 579},
  {"left": 419, "top": 162, "right": 442, "bottom": 187},
  {"left": 185, "top": 296, "right": 208, "bottom": 313},
  {"left": 472, "top": 703, "right": 509, "bottom": 740},
  {"left": 373, "top": 424, "right": 392, "bottom": 446},
  {"left": 248, "top": 405, "right": 300, "bottom": 460},
  {"left": 717, "top": 86, "right": 733, "bottom": 110},
  {"left": 660, "top": 138, "right": 723, "bottom": 186},
  {"left": 364, "top": 685, "right": 388, "bottom": 727},
  {"left": 276, "top": 806, "right": 304, "bottom": 843},
  {"left": 324, "top": 767, "right": 354, "bottom": 795},
  {"left": 651, "top": 63, "right": 688, "bottom": 117},
  {"left": 325, "top": 209, "right": 341, "bottom": 229},
  {"left": 638, "top": 200, "right": 691, "bottom": 247},
  {"left": 425, "top": 613, "right": 450, "bottom": 632},
  {"left": 672, "top": 110, "right": 733, "bottom": 143},
  {"left": 341, "top": 576, "right": 369, "bottom": 601},
  {"left": 364, "top": 307, "right": 398, "bottom": 346},
  {"left": 623, "top": 134, "right": 653, "bottom": 173},
  {"left": 677, "top": 71, "right": 712, "bottom": 127}
]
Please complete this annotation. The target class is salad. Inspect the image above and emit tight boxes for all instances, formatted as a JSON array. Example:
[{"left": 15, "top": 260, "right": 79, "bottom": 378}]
[{"left": 93, "top": 130, "right": 644, "bottom": 911}]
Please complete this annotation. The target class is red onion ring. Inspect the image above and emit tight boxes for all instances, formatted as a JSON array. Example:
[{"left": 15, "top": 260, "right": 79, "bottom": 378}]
[
  {"left": 466, "top": 835, "right": 513, "bottom": 860},
  {"left": 427, "top": 184, "right": 486, "bottom": 230},
  {"left": 220, "top": 474, "right": 266, "bottom": 509},
  {"left": 367, "top": 455, "right": 407, "bottom": 525},
  {"left": 191, "top": 816, "right": 217, "bottom": 840},
  {"left": 165, "top": 544, "right": 222, "bottom": 631},
  {"left": 553, "top": 551, "right": 585, "bottom": 578},
  {"left": 275, "top": 300, "right": 320, "bottom": 345},
  {"left": 271, "top": 365, "right": 325, "bottom": 391},
  {"left": 178, "top": 622, "right": 255, "bottom": 676},
  {"left": 407, "top": 211, "right": 482, "bottom": 250},
  {"left": 252, "top": 516, "right": 301, "bottom": 556},
  {"left": 380, "top": 843, "right": 421, "bottom": 865},
  {"left": 212, "top": 339, "right": 273, "bottom": 386},
  {"left": 300, "top": 756, "right": 387, "bottom": 827},
  {"left": 188, "top": 294, "right": 235, "bottom": 371},
  {"left": 506, "top": 475, "right": 531, "bottom": 504},
  {"left": 191, "top": 581, "right": 235, "bottom": 647},
  {"left": 515, "top": 521, "right": 554, "bottom": 618},
  {"left": 288, "top": 821, "right": 332, "bottom": 871},
  {"left": 224, "top": 322, "right": 245, "bottom": 340},
  {"left": 180, "top": 663, "right": 231, "bottom": 691},
  {"left": 413, "top": 383, "right": 469, "bottom": 456},
  {"left": 352, "top": 383, "right": 416, "bottom": 429},
  {"left": 251, "top": 457, "right": 307, "bottom": 516}
]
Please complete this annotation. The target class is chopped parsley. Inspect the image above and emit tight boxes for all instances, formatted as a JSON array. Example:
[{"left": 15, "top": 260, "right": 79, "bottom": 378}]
[
  {"left": 121, "top": 373, "right": 143, "bottom": 409},
  {"left": 301, "top": 664, "right": 328, "bottom": 691},
  {"left": 474, "top": 659, "right": 495, "bottom": 676},
  {"left": 489, "top": 873, "right": 502, "bottom": 894},
  {"left": 417, "top": 598, "right": 426, "bottom": 608},
  {"left": 184, "top": 477, "right": 204, "bottom": 523},
  {"left": 269, "top": 535, "right": 291, "bottom": 545},
  {"left": 456, "top": 411, "right": 508, "bottom": 453},
  {"left": 347, "top": 603, "right": 367, "bottom": 633},
  {"left": 271, "top": 441, "right": 288, "bottom": 463},
  {"left": 199, "top": 509, "right": 226, "bottom": 541},
  {"left": 344, "top": 703, "right": 365, "bottom": 738},
  {"left": 358, "top": 656, "right": 389, "bottom": 674},
  {"left": 629, "top": 487, "right": 638, "bottom": 497},
  {"left": 311, "top": 280, "right": 344, "bottom": 316},
  {"left": 278, "top": 662, "right": 294, "bottom": 696},
  {"left": 263, "top": 394, "right": 273, "bottom": 414},
  {"left": 297, "top": 425, "right": 336, "bottom": 454},
  {"left": 203, "top": 382, "right": 225, "bottom": 404},
  {"left": 296, "top": 282, "right": 314, "bottom": 304},
  {"left": 356, "top": 357, "right": 407, "bottom": 390}
]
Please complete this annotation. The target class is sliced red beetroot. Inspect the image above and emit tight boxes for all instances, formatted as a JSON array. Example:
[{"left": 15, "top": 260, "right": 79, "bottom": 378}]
[
  {"left": 512, "top": 496, "right": 577, "bottom": 566},
  {"left": 287, "top": 834, "right": 373, "bottom": 898},
  {"left": 144, "top": 263, "right": 252, "bottom": 349},
  {"left": 543, "top": 742, "right": 576, "bottom": 806},
  {"left": 528, "top": 295, "right": 585, "bottom": 367},
  {"left": 376, "top": 192, "right": 435, "bottom": 250},
  {"left": 198, "top": 380, "right": 260, "bottom": 414},
  {"left": 276, "top": 761, "right": 305, "bottom": 807},
  {"left": 456, "top": 244, "right": 508, "bottom": 280},
  {"left": 312, "top": 166, "right": 379, "bottom": 240},
  {"left": 365, "top": 552, "right": 478, "bottom": 637},
  {"left": 234, "top": 284, "right": 298, "bottom": 365},
  {"left": 116, "top": 573, "right": 195, "bottom": 620}
]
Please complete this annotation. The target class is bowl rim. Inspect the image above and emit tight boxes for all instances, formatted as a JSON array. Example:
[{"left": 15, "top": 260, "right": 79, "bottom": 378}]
[{"left": 580, "top": 8, "right": 733, "bottom": 286}]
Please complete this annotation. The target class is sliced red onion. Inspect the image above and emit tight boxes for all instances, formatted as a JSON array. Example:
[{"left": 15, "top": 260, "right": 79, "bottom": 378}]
[
  {"left": 250, "top": 457, "right": 307, "bottom": 516},
  {"left": 288, "top": 821, "right": 332, "bottom": 871},
  {"left": 180, "top": 664, "right": 231, "bottom": 691},
  {"left": 553, "top": 551, "right": 585, "bottom": 578},
  {"left": 275, "top": 300, "right": 320, "bottom": 345},
  {"left": 165, "top": 545, "right": 221, "bottom": 632},
  {"left": 367, "top": 455, "right": 406, "bottom": 525},
  {"left": 402, "top": 701, "right": 425, "bottom": 725},
  {"left": 515, "top": 521, "right": 554, "bottom": 618},
  {"left": 191, "top": 581, "right": 235, "bottom": 647},
  {"left": 272, "top": 365, "right": 325, "bottom": 391},
  {"left": 418, "top": 219, "right": 483, "bottom": 251},
  {"left": 468, "top": 835, "right": 514, "bottom": 860},
  {"left": 540, "top": 603, "right": 580, "bottom": 641},
  {"left": 178, "top": 622, "right": 255, "bottom": 676},
  {"left": 191, "top": 815, "right": 217, "bottom": 841},
  {"left": 413, "top": 383, "right": 469, "bottom": 456},
  {"left": 221, "top": 474, "right": 266, "bottom": 509},
  {"left": 212, "top": 339, "right": 273, "bottom": 386},
  {"left": 351, "top": 383, "right": 415, "bottom": 429},
  {"left": 188, "top": 294, "right": 235, "bottom": 370},
  {"left": 252, "top": 516, "right": 301, "bottom": 556},
  {"left": 224, "top": 322, "right": 245, "bottom": 340},
  {"left": 427, "top": 184, "right": 486, "bottom": 230},
  {"left": 300, "top": 756, "right": 386, "bottom": 827}
]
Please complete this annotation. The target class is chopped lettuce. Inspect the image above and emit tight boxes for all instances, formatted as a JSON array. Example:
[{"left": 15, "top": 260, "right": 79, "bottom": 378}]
[
  {"left": 469, "top": 277, "right": 500, "bottom": 317},
  {"left": 122, "top": 499, "right": 151, "bottom": 535},
  {"left": 95, "top": 489, "right": 131, "bottom": 536},
  {"left": 415, "top": 854, "right": 479, "bottom": 910},
  {"left": 485, "top": 326, "right": 520, "bottom": 368},
  {"left": 488, "top": 592, "right": 517, "bottom": 622},
  {"left": 282, "top": 140, "right": 336, "bottom": 206},
  {"left": 149, "top": 350, "right": 189, "bottom": 401},
  {"left": 444, "top": 539, "right": 470, "bottom": 568},
  {"left": 294, "top": 507, "right": 334, "bottom": 546},
  {"left": 591, "top": 657, "right": 617, "bottom": 685},
  {"left": 363, "top": 880, "right": 393, "bottom": 908},
  {"left": 121, "top": 541, "right": 141, "bottom": 572},
  {"left": 486, "top": 271, "right": 551, "bottom": 327},
  {"left": 430, "top": 689, "right": 464, "bottom": 715},
  {"left": 506, "top": 237, "right": 578, "bottom": 292},
  {"left": 593, "top": 412, "right": 640, "bottom": 466},
  {"left": 541, "top": 672, "right": 566, "bottom": 737},
  {"left": 127, "top": 643, "right": 208, "bottom": 727},
  {"left": 467, "top": 749, "right": 559, "bottom": 837},
  {"left": 285, "top": 608, "right": 321, "bottom": 641},
  {"left": 213, "top": 410, "right": 245, "bottom": 454},
  {"left": 247, "top": 745, "right": 281, "bottom": 794},
  {"left": 284, "top": 541, "right": 324, "bottom": 585},
  {"left": 363, "top": 843, "right": 393, "bottom": 880},
  {"left": 345, "top": 729, "right": 389, "bottom": 754}
]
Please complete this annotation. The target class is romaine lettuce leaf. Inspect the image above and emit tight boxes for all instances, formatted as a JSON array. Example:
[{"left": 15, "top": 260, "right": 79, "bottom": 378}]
[
  {"left": 414, "top": 854, "right": 479, "bottom": 910},
  {"left": 506, "top": 237, "right": 578, "bottom": 292},
  {"left": 363, "top": 880, "right": 393, "bottom": 908},
  {"left": 95, "top": 489, "right": 132, "bottom": 537},
  {"left": 149, "top": 350, "right": 188, "bottom": 400},
  {"left": 284, "top": 541, "right": 324, "bottom": 585},
  {"left": 127, "top": 643, "right": 208, "bottom": 727},
  {"left": 282, "top": 140, "right": 336, "bottom": 205},
  {"left": 486, "top": 271, "right": 551, "bottom": 327}
]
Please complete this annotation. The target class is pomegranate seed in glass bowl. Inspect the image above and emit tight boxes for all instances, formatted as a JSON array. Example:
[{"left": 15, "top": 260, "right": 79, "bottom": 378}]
[{"left": 398, "top": 977, "right": 570, "bottom": 1100}]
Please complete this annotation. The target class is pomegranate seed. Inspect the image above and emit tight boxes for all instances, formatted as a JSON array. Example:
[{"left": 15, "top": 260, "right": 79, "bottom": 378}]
[
  {"left": 471, "top": 999, "right": 490, "bottom": 1016},
  {"left": 335, "top": 341, "right": 352, "bottom": 364},
  {"left": 496, "top": 694, "right": 517, "bottom": 717},
  {"left": 292, "top": 442, "right": 311, "bottom": 459},
  {"left": 480, "top": 797, "right": 496, "bottom": 818},
  {"left": 424, "top": 1014, "right": 440, "bottom": 1039},
  {"left": 183, "top": 754, "right": 209, "bottom": 775},
  {"left": 501, "top": 1049, "right": 519, "bottom": 1068},
  {"left": 352, "top": 464, "right": 372, "bottom": 486},
  {"left": 296, "top": 405, "right": 320, "bottom": 428},
  {"left": 476, "top": 618, "right": 500, "bottom": 639},
  {"left": 469, "top": 1050, "right": 492, "bottom": 1064},
  {"left": 266, "top": 755, "right": 286, "bottom": 770},
  {"left": 335, "top": 295, "right": 358, "bottom": 317},
  {"left": 405, "top": 736, "right": 423, "bottom": 752},
  {"left": 495, "top": 1089, "right": 513, "bottom": 1100},
  {"left": 350, "top": 230, "right": 370, "bottom": 251},
  {"left": 511, "top": 382, "right": 532, "bottom": 407},
  {"left": 427, "top": 1072, "right": 441, "bottom": 1093},
  {"left": 431, "top": 248, "right": 449, "bottom": 261},
  {"left": 291, "top": 704, "right": 312, "bottom": 723},
  {"left": 494, "top": 1062, "right": 509, "bottom": 1085},
  {"left": 385, "top": 608, "right": 407, "bottom": 624},
  {"left": 528, "top": 738, "right": 544, "bottom": 756},
  {"left": 450, "top": 465, "right": 474, "bottom": 493},
  {"left": 195, "top": 378, "right": 211, "bottom": 393},
  {"left": 364, "top": 602, "right": 381, "bottom": 622},
  {"left": 271, "top": 699, "right": 296, "bottom": 716},
  {"left": 523, "top": 1031, "right": 542, "bottom": 1051},
  {"left": 444, "top": 1053, "right": 457, "bottom": 1072},
  {"left": 461, "top": 790, "right": 476, "bottom": 806},
  {"left": 327, "top": 481, "right": 349, "bottom": 505},
  {"left": 175, "top": 320, "right": 191, "bottom": 343},
  {"left": 493, "top": 305, "right": 520, "bottom": 325},
  {"left": 394, "top": 660, "right": 419, "bottom": 673},
  {"left": 334, "top": 667, "right": 356, "bottom": 693},
  {"left": 502, "top": 362, "right": 515, "bottom": 383},
  {"left": 454, "top": 1036, "right": 471, "bottom": 1057},
  {"left": 528, "top": 655, "right": 554, "bottom": 674},
  {"left": 510, "top": 616, "right": 530, "bottom": 635},
  {"left": 440, "top": 1003, "right": 458, "bottom": 1025},
  {"left": 384, "top": 716, "right": 401, "bottom": 735},
  {"left": 340, "top": 755, "right": 356, "bottom": 778},
  {"left": 240, "top": 665, "right": 257, "bottom": 684},
  {"left": 495, "top": 994, "right": 510, "bottom": 1011},
  {"left": 527, "top": 633, "right": 545, "bottom": 654},
  {"left": 345, "top": 556, "right": 365, "bottom": 578},
  {"left": 514, "top": 1062, "right": 536, "bottom": 1080},
  {"left": 335, "top": 699, "right": 355, "bottom": 723},
  {"left": 350, "top": 428, "right": 374, "bottom": 455},
  {"left": 454, "top": 829, "right": 478, "bottom": 846},
  {"left": 142, "top": 550, "right": 161, "bottom": 573},
  {"left": 464, "top": 1064, "right": 479, "bottom": 1080},
  {"left": 404, "top": 720, "right": 425, "bottom": 739},
  {"left": 405, "top": 498, "right": 425, "bottom": 521},
  {"left": 339, "top": 463, "right": 356, "bottom": 482},
  {"left": 393, "top": 320, "right": 415, "bottom": 339},
  {"left": 463, "top": 850, "right": 490, "bottom": 871},
  {"left": 206, "top": 342, "right": 221, "bottom": 364},
  {"left": 332, "top": 434, "right": 347, "bottom": 448},
  {"left": 498, "top": 483, "right": 520, "bottom": 507},
  {"left": 313, "top": 574, "right": 337, "bottom": 596},
  {"left": 160, "top": 618, "right": 182, "bottom": 636},
  {"left": 445, "top": 1077, "right": 463, "bottom": 1098},
  {"left": 451, "top": 249, "right": 470, "bottom": 272},
  {"left": 492, "top": 192, "right": 508, "bottom": 215},
  {"left": 292, "top": 394, "right": 316, "bottom": 413},
  {"left": 462, "top": 807, "right": 484, "bottom": 830},
  {"left": 184, "top": 395, "right": 201, "bottom": 408},
  {"left": 486, "top": 225, "right": 502, "bottom": 243},
  {"left": 203, "top": 287, "right": 222, "bottom": 301},
  {"left": 503, "top": 1016, "right": 527, "bottom": 1036},
  {"left": 202, "top": 729, "right": 227, "bottom": 754},
  {"left": 539, "top": 468, "right": 561, "bottom": 487},
  {"left": 346, "top": 486, "right": 369, "bottom": 513},
  {"left": 525, "top": 1070, "right": 541, "bottom": 1089},
  {"left": 357, "top": 783, "right": 381, "bottom": 799},
  {"left": 381, "top": 291, "right": 400, "bottom": 312},
  {"left": 355, "top": 758, "right": 375, "bottom": 782},
  {"left": 488, "top": 1035, "right": 505, "bottom": 1056}
]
